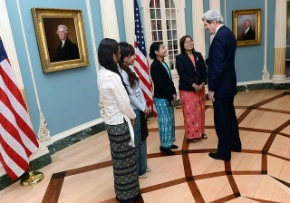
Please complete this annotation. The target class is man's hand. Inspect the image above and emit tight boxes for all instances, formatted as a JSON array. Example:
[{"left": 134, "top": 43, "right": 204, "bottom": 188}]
[{"left": 208, "top": 91, "right": 215, "bottom": 102}]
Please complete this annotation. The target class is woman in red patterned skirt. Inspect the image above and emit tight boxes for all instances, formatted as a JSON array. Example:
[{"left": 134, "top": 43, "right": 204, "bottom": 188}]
[{"left": 176, "top": 35, "right": 208, "bottom": 142}]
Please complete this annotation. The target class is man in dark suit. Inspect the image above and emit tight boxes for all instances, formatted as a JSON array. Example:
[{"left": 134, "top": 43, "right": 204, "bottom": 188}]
[
  {"left": 202, "top": 10, "right": 242, "bottom": 161},
  {"left": 241, "top": 19, "right": 255, "bottom": 40},
  {"left": 55, "top": 24, "right": 79, "bottom": 61}
]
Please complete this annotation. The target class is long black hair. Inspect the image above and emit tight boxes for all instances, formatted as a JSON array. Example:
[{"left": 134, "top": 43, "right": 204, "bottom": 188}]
[
  {"left": 119, "top": 42, "right": 139, "bottom": 89},
  {"left": 98, "top": 38, "right": 127, "bottom": 92},
  {"left": 98, "top": 38, "right": 119, "bottom": 73}
]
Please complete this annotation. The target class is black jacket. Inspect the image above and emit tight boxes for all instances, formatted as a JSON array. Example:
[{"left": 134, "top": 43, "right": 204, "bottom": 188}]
[
  {"left": 150, "top": 59, "right": 176, "bottom": 101},
  {"left": 176, "top": 51, "right": 206, "bottom": 91},
  {"left": 241, "top": 27, "right": 255, "bottom": 40},
  {"left": 56, "top": 38, "right": 80, "bottom": 61}
]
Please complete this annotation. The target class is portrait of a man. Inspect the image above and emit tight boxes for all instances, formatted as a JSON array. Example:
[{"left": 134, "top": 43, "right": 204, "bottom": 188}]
[
  {"left": 241, "top": 19, "right": 255, "bottom": 40},
  {"left": 43, "top": 18, "right": 80, "bottom": 62},
  {"left": 237, "top": 14, "right": 256, "bottom": 41},
  {"left": 232, "top": 9, "right": 261, "bottom": 46},
  {"left": 32, "top": 8, "right": 89, "bottom": 73},
  {"left": 55, "top": 24, "right": 79, "bottom": 61}
]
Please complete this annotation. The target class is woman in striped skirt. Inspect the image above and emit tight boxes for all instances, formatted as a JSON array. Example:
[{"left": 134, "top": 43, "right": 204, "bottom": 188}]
[
  {"left": 118, "top": 42, "right": 151, "bottom": 179},
  {"left": 97, "top": 38, "right": 140, "bottom": 203}
]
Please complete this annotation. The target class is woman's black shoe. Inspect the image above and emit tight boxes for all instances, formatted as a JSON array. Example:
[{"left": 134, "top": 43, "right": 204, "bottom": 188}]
[
  {"left": 170, "top": 144, "right": 178, "bottom": 149},
  {"left": 160, "top": 146, "right": 175, "bottom": 156},
  {"left": 201, "top": 133, "right": 208, "bottom": 139},
  {"left": 187, "top": 138, "right": 198, "bottom": 142}
]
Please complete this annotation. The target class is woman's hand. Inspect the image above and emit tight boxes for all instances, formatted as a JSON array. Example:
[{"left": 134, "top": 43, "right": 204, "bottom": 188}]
[
  {"left": 199, "top": 83, "right": 205, "bottom": 90},
  {"left": 131, "top": 118, "right": 136, "bottom": 126},
  {"left": 144, "top": 107, "right": 151, "bottom": 115},
  {"left": 192, "top": 83, "right": 200, "bottom": 91},
  {"left": 173, "top": 94, "right": 177, "bottom": 100}
]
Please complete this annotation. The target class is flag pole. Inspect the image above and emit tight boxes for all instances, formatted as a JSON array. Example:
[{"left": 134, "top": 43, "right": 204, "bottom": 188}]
[{"left": 20, "top": 166, "right": 44, "bottom": 187}]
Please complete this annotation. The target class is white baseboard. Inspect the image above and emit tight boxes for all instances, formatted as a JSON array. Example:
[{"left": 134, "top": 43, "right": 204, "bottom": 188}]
[{"left": 41, "top": 118, "right": 104, "bottom": 147}]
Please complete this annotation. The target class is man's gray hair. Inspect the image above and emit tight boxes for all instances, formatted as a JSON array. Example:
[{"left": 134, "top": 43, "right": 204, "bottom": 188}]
[
  {"left": 202, "top": 10, "right": 224, "bottom": 23},
  {"left": 57, "top": 24, "right": 68, "bottom": 32}
]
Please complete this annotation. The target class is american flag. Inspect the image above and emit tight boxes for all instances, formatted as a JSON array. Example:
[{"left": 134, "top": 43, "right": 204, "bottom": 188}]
[
  {"left": 0, "top": 37, "right": 39, "bottom": 180},
  {"left": 134, "top": 0, "right": 156, "bottom": 116}
]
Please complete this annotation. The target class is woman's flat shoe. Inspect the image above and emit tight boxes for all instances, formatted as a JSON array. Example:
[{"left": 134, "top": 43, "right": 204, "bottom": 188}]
[
  {"left": 139, "top": 173, "right": 148, "bottom": 179},
  {"left": 160, "top": 146, "right": 175, "bottom": 155},
  {"left": 201, "top": 134, "right": 208, "bottom": 139},
  {"left": 170, "top": 144, "right": 178, "bottom": 149},
  {"left": 187, "top": 138, "right": 198, "bottom": 143}
]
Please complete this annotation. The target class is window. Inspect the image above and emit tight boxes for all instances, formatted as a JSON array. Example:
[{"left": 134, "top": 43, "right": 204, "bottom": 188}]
[{"left": 149, "top": 0, "right": 179, "bottom": 70}]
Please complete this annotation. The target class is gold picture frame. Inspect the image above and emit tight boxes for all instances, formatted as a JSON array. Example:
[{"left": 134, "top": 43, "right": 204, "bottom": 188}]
[
  {"left": 232, "top": 9, "right": 262, "bottom": 47},
  {"left": 31, "top": 8, "right": 89, "bottom": 73}
]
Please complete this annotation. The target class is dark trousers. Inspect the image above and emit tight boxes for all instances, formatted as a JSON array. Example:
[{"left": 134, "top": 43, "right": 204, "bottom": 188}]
[{"left": 213, "top": 97, "right": 241, "bottom": 160}]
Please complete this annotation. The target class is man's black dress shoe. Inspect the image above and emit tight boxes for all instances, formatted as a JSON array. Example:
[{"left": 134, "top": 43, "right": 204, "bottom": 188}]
[
  {"left": 160, "top": 147, "right": 175, "bottom": 156},
  {"left": 208, "top": 152, "right": 230, "bottom": 161},
  {"left": 170, "top": 144, "right": 178, "bottom": 149}
]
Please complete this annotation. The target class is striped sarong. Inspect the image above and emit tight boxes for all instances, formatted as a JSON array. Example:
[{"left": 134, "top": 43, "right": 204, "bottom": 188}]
[
  {"left": 105, "top": 121, "right": 140, "bottom": 203},
  {"left": 133, "top": 109, "right": 148, "bottom": 176}
]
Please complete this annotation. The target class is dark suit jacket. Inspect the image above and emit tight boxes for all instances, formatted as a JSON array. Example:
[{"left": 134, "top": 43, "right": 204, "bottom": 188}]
[
  {"left": 206, "top": 25, "right": 237, "bottom": 99},
  {"left": 150, "top": 59, "right": 176, "bottom": 101},
  {"left": 56, "top": 38, "right": 80, "bottom": 61},
  {"left": 241, "top": 26, "right": 255, "bottom": 40},
  {"left": 176, "top": 51, "right": 206, "bottom": 91}
]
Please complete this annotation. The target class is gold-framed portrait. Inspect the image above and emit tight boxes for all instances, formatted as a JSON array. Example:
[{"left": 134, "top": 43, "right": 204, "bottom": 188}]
[
  {"left": 232, "top": 9, "right": 262, "bottom": 47},
  {"left": 31, "top": 8, "right": 89, "bottom": 73}
]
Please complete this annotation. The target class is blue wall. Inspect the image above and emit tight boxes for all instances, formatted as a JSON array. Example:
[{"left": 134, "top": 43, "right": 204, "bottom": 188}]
[
  {"left": 227, "top": 0, "right": 275, "bottom": 82},
  {"left": 187, "top": 0, "right": 276, "bottom": 82},
  {"left": 3, "top": 0, "right": 278, "bottom": 137},
  {"left": 5, "top": 0, "right": 103, "bottom": 135}
]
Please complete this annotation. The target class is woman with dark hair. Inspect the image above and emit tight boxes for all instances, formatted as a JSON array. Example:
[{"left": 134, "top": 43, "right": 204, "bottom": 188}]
[
  {"left": 118, "top": 42, "right": 151, "bottom": 179},
  {"left": 119, "top": 42, "right": 151, "bottom": 178},
  {"left": 176, "top": 35, "right": 207, "bottom": 142},
  {"left": 97, "top": 38, "right": 140, "bottom": 203},
  {"left": 149, "top": 41, "right": 177, "bottom": 156}
]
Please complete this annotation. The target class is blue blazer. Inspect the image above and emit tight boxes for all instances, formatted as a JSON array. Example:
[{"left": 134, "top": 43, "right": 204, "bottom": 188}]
[
  {"left": 176, "top": 51, "right": 206, "bottom": 92},
  {"left": 206, "top": 25, "right": 237, "bottom": 98}
]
